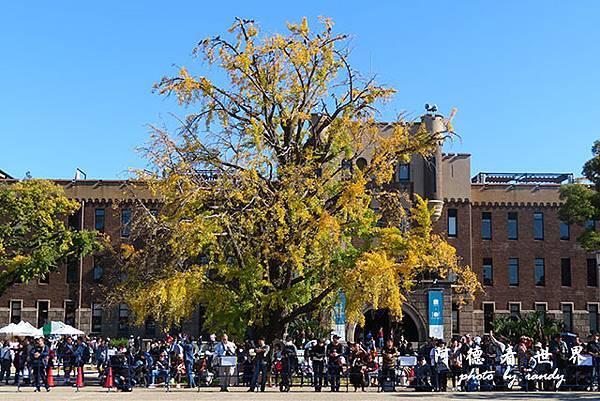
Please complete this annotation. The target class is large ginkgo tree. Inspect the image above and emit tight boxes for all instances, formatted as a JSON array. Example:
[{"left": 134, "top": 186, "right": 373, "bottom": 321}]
[{"left": 117, "top": 18, "right": 480, "bottom": 340}]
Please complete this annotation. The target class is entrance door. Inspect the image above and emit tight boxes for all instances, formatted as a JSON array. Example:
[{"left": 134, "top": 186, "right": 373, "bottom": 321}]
[{"left": 354, "top": 308, "right": 421, "bottom": 344}]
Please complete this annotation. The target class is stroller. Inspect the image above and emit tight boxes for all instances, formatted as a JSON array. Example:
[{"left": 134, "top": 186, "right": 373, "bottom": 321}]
[{"left": 109, "top": 354, "right": 134, "bottom": 392}]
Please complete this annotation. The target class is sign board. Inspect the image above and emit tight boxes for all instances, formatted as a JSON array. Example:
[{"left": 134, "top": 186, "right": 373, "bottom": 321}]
[
  {"left": 428, "top": 290, "right": 444, "bottom": 339},
  {"left": 332, "top": 292, "right": 346, "bottom": 341}
]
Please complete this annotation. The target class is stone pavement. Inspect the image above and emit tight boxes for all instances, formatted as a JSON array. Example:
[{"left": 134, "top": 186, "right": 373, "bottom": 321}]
[{"left": 0, "top": 387, "right": 597, "bottom": 401}]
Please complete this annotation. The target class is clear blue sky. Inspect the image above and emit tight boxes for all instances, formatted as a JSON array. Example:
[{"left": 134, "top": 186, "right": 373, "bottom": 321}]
[{"left": 1, "top": 1, "right": 597, "bottom": 179}]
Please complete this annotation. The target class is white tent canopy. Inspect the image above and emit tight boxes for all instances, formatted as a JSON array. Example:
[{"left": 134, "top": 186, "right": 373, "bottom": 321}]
[
  {"left": 42, "top": 321, "right": 84, "bottom": 336},
  {"left": 0, "top": 321, "right": 43, "bottom": 337}
]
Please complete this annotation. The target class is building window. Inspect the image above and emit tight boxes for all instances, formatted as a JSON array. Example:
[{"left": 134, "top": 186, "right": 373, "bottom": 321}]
[
  {"left": 91, "top": 303, "right": 102, "bottom": 333},
  {"left": 68, "top": 210, "right": 81, "bottom": 231},
  {"left": 38, "top": 273, "right": 49, "bottom": 285},
  {"left": 562, "top": 303, "right": 573, "bottom": 332},
  {"left": 509, "top": 303, "right": 521, "bottom": 320},
  {"left": 586, "top": 219, "right": 596, "bottom": 231},
  {"left": 37, "top": 300, "right": 49, "bottom": 328},
  {"left": 483, "top": 303, "right": 495, "bottom": 333},
  {"left": 559, "top": 221, "right": 570, "bottom": 240},
  {"left": 64, "top": 300, "right": 76, "bottom": 327},
  {"left": 483, "top": 258, "right": 493, "bottom": 286},
  {"left": 121, "top": 209, "right": 131, "bottom": 237},
  {"left": 66, "top": 258, "right": 78, "bottom": 284},
  {"left": 10, "top": 300, "right": 22, "bottom": 324},
  {"left": 95, "top": 208, "right": 105, "bottom": 232},
  {"left": 398, "top": 163, "right": 410, "bottom": 181},
  {"left": 145, "top": 316, "right": 156, "bottom": 337},
  {"left": 92, "top": 256, "right": 103, "bottom": 283},
  {"left": 447, "top": 209, "right": 457, "bottom": 237},
  {"left": 589, "top": 304, "right": 599, "bottom": 334},
  {"left": 508, "top": 258, "right": 519, "bottom": 286},
  {"left": 588, "top": 258, "right": 598, "bottom": 287},
  {"left": 451, "top": 303, "right": 459, "bottom": 334},
  {"left": 535, "top": 303, "right": 547, "bottom": 324},
  {"left": 561, "top": 258, "right": 572, "bottom": 287},
  {"left": 533, "top": 212, "right": 544, "bottom": 240},
  {"left": 118, "top": 303, "right": 129, "bottom": 333},
  {"left": 534, "top": 258, "right": 545, "bottom": 287},
  {"left": 482, "top": 212, "right": 492, "bottom": 240},
  {"left": 507, "top": 212, "right": 518, "bottom": 240}
]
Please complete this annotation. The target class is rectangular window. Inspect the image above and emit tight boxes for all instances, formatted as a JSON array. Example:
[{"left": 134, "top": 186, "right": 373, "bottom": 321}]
[
  {"left": 533, "top": 212, "right": 544, "bottom": 240},
  {"left": 451, "top": 303, "right": 459, "bottom": 334},
  {"left": 589, "top": 304, "right": 599, "bottom": 334},
  {"left": 483, "top": 258, "right": 493, "bottom": 286},
  {"left": 121, "top": 209, "right": 131, "bottom": 237},
  {"left": 10, "top": 300, "right": 22, "bottom": 324},
  {"left": 482, "top": 212, "right": 492, "bottom": 240},
  {"left": 38, "top": 273, "right": 49, "bottom": 285},
  {"left": 483, "top": 303, "right": 494, "bottom": 333},
  {"left": 64, "top": 300, "right": 76, "bottom": 327},
  {"left": 94, "top": 208, "right": 105, "bottom": 232},
  {"left": 508, "top": 258, "right": 519, "bottom": 286},
  {"left": 37, "top": 300, "right": 49, "bottom": 328},
  {"left": 92, "top": 256, "right": 103, "bottom": 283},
  {"left": 534, "top": 258, "right": 545, "bottom": 286},
  {"left": 559, "top": 221, "right": 570, "bottom": 240},
  {"left": 586, "top": 219, "right": 596, "bottom": 231},
  {"left": 398, "top": 163, "right": 410, "bottom": 181},
  {"left": 562, "top": 303, "right": 573, "bottom": 332},
  {"left": 145, "top": 316, "right": 156, "bottom": 337},
  {"left": 67, "top": 258, "right": 79, "bottom": 284},
  {"left": 118, "top": 303, "right": 129, "bottom": 333},
  {"left": 66, "top": 258, "right": 78, "bottom": 284},
  {"left": 535, "top": 303, "right": 547, "bottom": 324},
  {"left": 507, "top": 212, "right": 518, "bottom": 240},
  {"left": 91, "top": 303, "right": 102, "bottom": 333},
  {"left": 588, "top": 258, "right": 598, "bottom": 287},
  {"left": 68, "top": 210, "right": 81, "bottom": 231},
  {"left": 447, "top": 209, "right": 457, "bottom": 237},
  {"left": 561, "top": 258, "right": 572, "bottom": 287},
  {"left": 509, "top": 303, "right": 521, "bottom": 319}
]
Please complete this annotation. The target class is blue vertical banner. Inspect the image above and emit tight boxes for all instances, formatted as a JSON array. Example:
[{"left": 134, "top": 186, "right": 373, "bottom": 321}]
[
  {"left": 333, "top": 292, "right": 346, "bottom": 341},
  {"left": 428, "top": 290, "right": 444, "bottom": 339}
]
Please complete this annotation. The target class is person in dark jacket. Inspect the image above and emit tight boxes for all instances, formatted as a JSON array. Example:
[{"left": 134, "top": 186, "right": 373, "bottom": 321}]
[
  {"left": 182, "top": 337, "right": 196, "bottom": 388},
  {"left": 0, "top": 340, "right": 12, "bottom": 384},
  {"left": 326, "top": 335, "right": 344, "bottom": 392},
  {"left": 249, "top": 337, "right": 270, "bottom": 392},
  {"left": 413, "top": 356, "right": 432, "bottom": 391},
  {"left": 310, "top": 338, "right": 326, "bottom": 392},
  {"left": 30, "top": 337, "right": 50, "bottom": 392}
]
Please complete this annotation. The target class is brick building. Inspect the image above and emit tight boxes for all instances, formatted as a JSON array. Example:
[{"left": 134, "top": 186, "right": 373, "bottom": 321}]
[{"left": 0, "top": 114, "right": 598, "bottom": 341}]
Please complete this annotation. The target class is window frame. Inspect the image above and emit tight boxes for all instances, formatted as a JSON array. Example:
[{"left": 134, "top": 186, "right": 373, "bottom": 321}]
[
  {"left": 447, "top": 208, "right": 457, "bottom": 238},
  {"left": 508, "top": 257, "right": 519, "bottom": 286},
  {"left": 483, "top": 302, "right": 495, "bottom": 333},
  {"left": 398, "top": 163, "right": 410, "bottom": 181},
  {"left": 91, "top": 302, "right": 102, "bottom": 334},
  {"left": 587, "top": 258, "right": 598, "bottom": 287},
  {"left": 36, "top": 299, "right": 50, "bottom": 328},
  {"left": 588, "top": 303, "right": 599, "bottom": 334},
  {"left": 9, "top": 299, "right": 23, "bottom": 324},
  {"left": 507, "top": 212, "right": 518, "bottom": 240},
  {"left": 508, "top": 302, "right": 521, "bottom": 319},
  {"left": 121, "top": 208, "right": 132, "bottom": 238},
  {"left": 559, "top": 221, "right": 570, "bottom": 241},
  {"left": 94, "top": 208, "right": 105, "bottom": 232},
  {"left": 561, "top": 302, "right": 574, "bottom": 332},
  {"left": 482, "top": 258, "right": 493, "bottom": 286},
  {"left": 533, "top": 212, "right": 544, "bottom": 240},
  {"left": 534, "top": 258, "right": 545, "bottom": 287},
  {"left": 64, "top": 300, "right": 76, "bottom": 327},
  {"left": 481, "top": 212, "right": 492, "bottom": 240},
  {"left": 561, "top": 258, "right": 572, "bottom": 287}
]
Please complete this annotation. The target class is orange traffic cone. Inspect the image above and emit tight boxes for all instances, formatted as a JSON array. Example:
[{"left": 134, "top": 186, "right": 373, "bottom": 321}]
[
  {"left": 47, "top": 366, "right": 55, "bottom": 387},
  {"left": 75, "top": 366, "right": 84, "bottom": 389},
  {"left": 104, "top": 367, "right": 114, "bottom": 390}
]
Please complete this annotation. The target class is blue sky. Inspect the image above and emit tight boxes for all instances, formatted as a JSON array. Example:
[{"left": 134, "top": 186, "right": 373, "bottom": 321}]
[{"left": 1, "top": 1, "right": 597, "bottom": 179}]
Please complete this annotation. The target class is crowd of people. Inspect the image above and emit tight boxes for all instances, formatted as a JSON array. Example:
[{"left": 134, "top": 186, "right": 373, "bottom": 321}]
[{"left": 0, "top": 329, "right": 598, "bottom": 392}]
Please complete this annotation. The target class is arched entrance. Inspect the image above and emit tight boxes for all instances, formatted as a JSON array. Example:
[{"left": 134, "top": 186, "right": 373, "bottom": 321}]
[{"left": 351, "top": 304, "right": 427, "bottom": 344}]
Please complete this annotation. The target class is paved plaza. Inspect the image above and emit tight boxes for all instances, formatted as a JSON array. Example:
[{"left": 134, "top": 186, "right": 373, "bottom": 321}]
[{"left": 0, "top": 387, "right": 597, "bottom": 401}]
